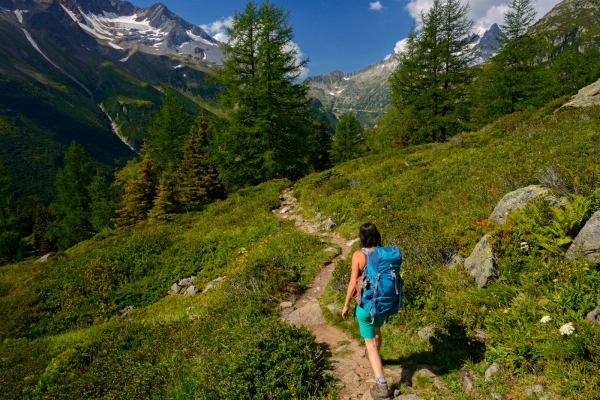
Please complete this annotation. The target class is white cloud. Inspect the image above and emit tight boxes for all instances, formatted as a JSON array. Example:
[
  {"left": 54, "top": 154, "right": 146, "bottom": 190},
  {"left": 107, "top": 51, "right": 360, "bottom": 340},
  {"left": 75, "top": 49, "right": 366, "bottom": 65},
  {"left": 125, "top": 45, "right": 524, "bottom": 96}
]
[
  {"left": 200, "top": 16, "right": 233, "bottom": 42},
  {"left": 404, "top": 0, "right": 560, "bottom": 35},
  {"left": 394, "top": 38, "right": 409, "bottom": 54},
  {"left": 285, "top": 41, "right": 310, "bottom": 80},
  {"left": 369, "top": 1, "right": 385, "bottom": 11}
]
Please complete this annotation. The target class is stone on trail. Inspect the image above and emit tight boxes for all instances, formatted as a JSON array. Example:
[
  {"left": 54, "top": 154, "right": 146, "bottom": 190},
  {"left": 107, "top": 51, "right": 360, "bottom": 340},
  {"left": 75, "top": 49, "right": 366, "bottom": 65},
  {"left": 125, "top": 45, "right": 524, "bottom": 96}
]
[
  {"left": 346, "top": 238, "right": 361, "bottom": 247},
  {"left": 587, "top": 303, "right": 600, "bottom": 324},
  {"left": 565, "top": 211, "right": 600, "bottom": 263},
  {"left": 323, "top": 217, "right": 335, "bottom": 231},
  {"left": 280, "top": 302, "right": 294, "bottom": 309},
  {"left": 324, "top": 247, "right": 339, "bottom": 254},
  {"left": 464, "top": 235, "right": 498, "bottom": 288},
  {"left": 279, "top": 206, "right": 290, "bottom": 214},
  {"left": 484, "top": 362, "right": 501, "bottom": 382},
  {"left": 284, "top": 299, "right": 326, "bottom": 326},
  {"left": 489, "top": 185, "right": 554, "bottom": 224}
]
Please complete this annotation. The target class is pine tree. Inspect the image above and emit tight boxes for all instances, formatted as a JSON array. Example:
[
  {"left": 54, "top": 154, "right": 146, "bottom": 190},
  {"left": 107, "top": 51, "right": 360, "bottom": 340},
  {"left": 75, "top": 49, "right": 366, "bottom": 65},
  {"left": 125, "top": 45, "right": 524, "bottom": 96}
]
[
  {"left": 0, "top": 161, "right": 25, "bottom": 263},
  {"left": 148, "top": 87, "right": 194, "bottom": 169},
  {"left": 213, "top": 0, "right": 318, "bottom": 190},
  {"left": 178, "top": 117, "right": 223, "bottom": 208},
  {"left": 47, "top": 142, "right": 95, "bottom": 250},
  {"left": 330, "top": 112, "right": 364, "bottom": 165},
  {"left": 389, "top": 0, "right": 477, "bottom": 143},
  {"left": 148, "top": 171, "right": 179, "bottom": 222},
  {"left": 114, "top": 148, "right": 159, "bottom": 227},
  {"left": 88, "top": 170, "right": 117, "bottom": 232},
  {"left": 473, "top": 0, "right": 541, "bottom": 122},
  {"left": 32, "top": 205, "right": 54, "bottom": 254}
]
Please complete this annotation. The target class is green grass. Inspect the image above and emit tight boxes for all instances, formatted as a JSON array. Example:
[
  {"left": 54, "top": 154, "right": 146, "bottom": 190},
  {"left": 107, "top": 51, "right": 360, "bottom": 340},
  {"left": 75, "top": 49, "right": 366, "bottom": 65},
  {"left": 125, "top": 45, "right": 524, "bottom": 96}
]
[
  {"left": 300, "top": 106, "right": 600, "bottom": 399},
  {"left": 0, "top": 179, "right": 338, "bottom": 399}
]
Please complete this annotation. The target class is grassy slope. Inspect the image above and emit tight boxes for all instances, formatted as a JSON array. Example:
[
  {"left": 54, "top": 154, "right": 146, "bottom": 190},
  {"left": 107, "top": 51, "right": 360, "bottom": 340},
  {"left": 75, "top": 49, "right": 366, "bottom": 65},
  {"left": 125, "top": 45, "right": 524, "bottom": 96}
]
[
  {"left": 295, "top": 106, "right": 600, "bottom": 399},
  {"left": 0, "top": 180, "right": 337, "bottom": 399}
]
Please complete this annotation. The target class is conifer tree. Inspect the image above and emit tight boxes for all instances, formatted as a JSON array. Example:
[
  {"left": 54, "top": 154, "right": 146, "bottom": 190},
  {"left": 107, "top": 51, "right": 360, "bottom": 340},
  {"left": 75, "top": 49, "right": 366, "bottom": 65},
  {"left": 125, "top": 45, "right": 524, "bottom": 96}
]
[
  {"left": 389, "top": 0, "right": 477, "bottom": 143},
  {"left": 148, "top": 171, "right": 179, "bottom": 222},
  {"left": 47, "top": 142, "right": 95, "bottom": 250},
  {"left": 114, "top": 147, "right": 159, "bottom": 227},
  {"left": 178, "top": 117, "right": 223, "bottom": 208},
  {"left": 32, "top": 205, "right": 54, "bottom": 254},
  {"left": 148, "top": 87, "right": 194, "bottom": 169},
  {"left": 88, "top": 170, "right": 117, "bottom": 232},
  {"left": 213, "top": 0, "right": 318, "bottom": 189},
  {"left": 473, "top": 0, "right": 541, "bottom": 121},
  {"left": 330, "top": 112, "right": 364, "bottom": 165},
  {"left": 0, "top": 161, "right": 25, "bottom": 263}
]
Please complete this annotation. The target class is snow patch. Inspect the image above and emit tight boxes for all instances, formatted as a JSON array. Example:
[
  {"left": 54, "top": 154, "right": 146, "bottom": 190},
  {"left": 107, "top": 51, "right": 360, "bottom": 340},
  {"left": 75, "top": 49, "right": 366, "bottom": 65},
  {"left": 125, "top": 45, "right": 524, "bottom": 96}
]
[
  {"left": 343, "top": 77, "right": 350, "bottom": 81},
  {"left": 14, "top": 9, "right": 27, "bottom": 24},
  {"left": 186, "top": 30, "right": 216, "bottom": 46},
  {"left": 22, "top": 29, "right": 60, "bottom": 69},
  {"left": 119, "top": 56, "right": 129, "bottom": 62},
  {"left": 173, "top": 64, "right": 183, "bottom": 69}
]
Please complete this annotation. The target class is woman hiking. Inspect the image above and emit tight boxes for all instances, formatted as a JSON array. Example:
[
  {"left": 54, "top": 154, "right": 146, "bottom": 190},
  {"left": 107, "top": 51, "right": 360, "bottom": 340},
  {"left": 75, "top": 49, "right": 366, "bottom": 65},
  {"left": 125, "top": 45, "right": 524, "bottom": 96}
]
[{"left": 342, "top": 223, "right": 402, "bottom": 400}]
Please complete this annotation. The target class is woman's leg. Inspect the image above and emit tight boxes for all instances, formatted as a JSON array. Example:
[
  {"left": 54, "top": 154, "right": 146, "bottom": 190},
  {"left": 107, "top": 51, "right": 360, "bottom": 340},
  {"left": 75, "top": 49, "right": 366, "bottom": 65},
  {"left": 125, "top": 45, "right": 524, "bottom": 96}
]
[
  {"left": 365, "top": 337, "right": 384, "bottom": 378},
  {"left": 375, "top": 327, "right": 382, "bottom": 352}
]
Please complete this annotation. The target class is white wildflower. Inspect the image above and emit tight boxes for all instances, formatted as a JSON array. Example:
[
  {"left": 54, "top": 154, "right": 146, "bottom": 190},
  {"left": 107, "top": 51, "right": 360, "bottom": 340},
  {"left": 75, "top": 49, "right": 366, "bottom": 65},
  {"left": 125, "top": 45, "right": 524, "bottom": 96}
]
[
  {"left": 559, "top": 322, "right": 575, "bottom": 336},
  {"left": 520, "top": 241, "right": 529, "bottom": 250},
  {"left": 540, "top": 316, "right": 551, "bottom": 324}
]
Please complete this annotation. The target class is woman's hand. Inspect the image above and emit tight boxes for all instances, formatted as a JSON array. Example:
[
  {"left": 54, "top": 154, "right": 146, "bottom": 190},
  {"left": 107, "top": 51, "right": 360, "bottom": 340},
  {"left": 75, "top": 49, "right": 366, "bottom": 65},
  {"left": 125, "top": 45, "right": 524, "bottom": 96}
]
[{"left": 342, "top": 305, "right": 349, "bottom": 319}]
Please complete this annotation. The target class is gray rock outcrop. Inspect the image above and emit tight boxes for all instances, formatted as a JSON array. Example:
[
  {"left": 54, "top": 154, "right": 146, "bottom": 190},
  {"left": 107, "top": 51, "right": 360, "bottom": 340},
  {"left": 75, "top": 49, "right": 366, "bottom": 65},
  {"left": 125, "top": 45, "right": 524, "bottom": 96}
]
[
  {"left": 35, "top": 253, "right": 55, "bottom": 263},
  {"left": 562, "top": 78, "right": 600, "bottom": 108},
  {"left": 565, "top": 211, "right": 600, "bottom": 263},
  {"left": 490, "top": 185, "right": 552, "bottom": 223},
  {"left": 202, "top": 277, "right": 226, "bottom": 294},
  {"left": 168, "top": 276, "right": 198, "bottom": 296},
  {"left": 460, "top": 368, "right": 477, "bottom": 393},
  {"left": 464, "top": 235, "right": 498, "bottom": 288},
  {"left": 587, "top": 303, "right": 600, "bottom": 324}
]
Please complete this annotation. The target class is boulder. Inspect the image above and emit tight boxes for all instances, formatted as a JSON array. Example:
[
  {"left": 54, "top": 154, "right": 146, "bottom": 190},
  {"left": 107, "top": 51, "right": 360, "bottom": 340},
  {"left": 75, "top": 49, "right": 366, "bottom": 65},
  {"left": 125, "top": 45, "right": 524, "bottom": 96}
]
[
  {"left": 178, "top": 277, "right": 194, "bottom": 287},
  {"left": 460, "top": 368, "right": 477, "bottom": 393},
  {"left": 484, "top": 362, "right": 501, "bottom": 382},
  {"left": 490, "top": 185, "right": 552, "bottom": 223},
  {"left": 169, "top": 283, "right": 182, "bottom": 294},
  {"left": 202, "top": 277, "right": 226, "bottom": 294},
  {"left": 562, "top": 78, "right": 600, "bottom": 108},
  {"left": 587, "top": 303, "right": 600, "bottom": 324},
  {"left": 464, "top": 235, "right": 498, "bottom": 288},
  {"left": 35, "top": 253, "right": 55, "bottom": 263},
  {"left": 565, "top": 211, "right": 600, "bottom": 263},
  {"left": 119, "top": 306, "right": 134, "bottom": 317},
  {"left": 183, "top": 285, "right": 198, "bottom": 296}
]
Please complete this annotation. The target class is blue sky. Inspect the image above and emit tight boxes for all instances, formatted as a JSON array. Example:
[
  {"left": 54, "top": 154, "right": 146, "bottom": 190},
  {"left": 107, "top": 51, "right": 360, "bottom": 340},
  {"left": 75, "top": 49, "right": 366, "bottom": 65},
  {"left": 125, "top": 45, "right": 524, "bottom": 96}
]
[{"left": 135, "top": 0, "right": 561, "bottom": 76}]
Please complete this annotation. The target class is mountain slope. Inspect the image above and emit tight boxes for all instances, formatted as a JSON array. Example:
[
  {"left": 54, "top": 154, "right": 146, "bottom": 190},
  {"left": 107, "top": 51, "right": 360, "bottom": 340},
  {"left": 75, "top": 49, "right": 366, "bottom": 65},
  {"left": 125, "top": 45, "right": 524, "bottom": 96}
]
[{"left": 0, "top": 0, "right": 223, "bottom": 202}]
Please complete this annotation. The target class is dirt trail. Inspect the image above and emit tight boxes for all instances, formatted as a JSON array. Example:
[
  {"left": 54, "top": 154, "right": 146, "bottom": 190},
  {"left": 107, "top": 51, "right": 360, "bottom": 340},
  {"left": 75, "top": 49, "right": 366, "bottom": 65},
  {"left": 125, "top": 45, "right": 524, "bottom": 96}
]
[{"left": 275, "top": 190, "right": 404, "bottom": 400}]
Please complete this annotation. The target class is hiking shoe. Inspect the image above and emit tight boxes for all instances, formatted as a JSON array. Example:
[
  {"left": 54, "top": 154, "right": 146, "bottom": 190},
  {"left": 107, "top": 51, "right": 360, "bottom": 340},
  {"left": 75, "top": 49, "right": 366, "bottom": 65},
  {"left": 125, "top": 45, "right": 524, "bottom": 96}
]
[{"left": 370, "top": 382, "right": 391, "bottom": 400}]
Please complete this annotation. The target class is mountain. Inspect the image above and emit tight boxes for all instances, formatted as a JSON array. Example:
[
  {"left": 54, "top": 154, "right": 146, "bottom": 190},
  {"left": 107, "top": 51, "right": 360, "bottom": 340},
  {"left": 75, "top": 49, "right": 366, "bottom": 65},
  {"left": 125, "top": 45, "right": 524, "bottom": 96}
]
[
  {"left": 478, "top": 23, "right": 503, "bottom": 61},
  {"left": 307, "top": 56, "right": 399, "bottom": 128},
  {"left": 0, "top": 0, "right": 223, "bottom": 202},
  {"left": 530, "top": 0, "right": 600, "bottom": 58}
]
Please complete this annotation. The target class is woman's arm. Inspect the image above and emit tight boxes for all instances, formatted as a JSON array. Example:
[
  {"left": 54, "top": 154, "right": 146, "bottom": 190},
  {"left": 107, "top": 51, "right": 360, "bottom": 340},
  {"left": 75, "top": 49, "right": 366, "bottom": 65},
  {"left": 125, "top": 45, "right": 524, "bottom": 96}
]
[{"left": 342, "top": 251, "right": 365, "bottom": 319}]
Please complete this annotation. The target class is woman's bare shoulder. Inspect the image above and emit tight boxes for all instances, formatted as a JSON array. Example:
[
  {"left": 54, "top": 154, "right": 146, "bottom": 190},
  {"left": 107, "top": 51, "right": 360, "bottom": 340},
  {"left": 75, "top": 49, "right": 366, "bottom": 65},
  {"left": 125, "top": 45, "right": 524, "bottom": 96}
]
[{"left": 352, "top": 249, "right": 365, "bottom": 259}]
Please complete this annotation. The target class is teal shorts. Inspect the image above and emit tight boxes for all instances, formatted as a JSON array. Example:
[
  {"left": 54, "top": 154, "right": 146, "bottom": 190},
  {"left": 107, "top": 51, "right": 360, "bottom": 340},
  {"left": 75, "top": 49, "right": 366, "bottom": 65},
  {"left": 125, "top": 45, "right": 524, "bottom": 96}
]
[{"left": 356, "top": 305, "right": 386, "bottom": 339}]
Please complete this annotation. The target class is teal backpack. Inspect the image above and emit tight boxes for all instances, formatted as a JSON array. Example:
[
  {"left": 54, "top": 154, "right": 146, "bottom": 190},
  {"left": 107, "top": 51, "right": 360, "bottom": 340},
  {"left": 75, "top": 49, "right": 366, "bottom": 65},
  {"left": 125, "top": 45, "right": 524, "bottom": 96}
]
[{"left": 357, "top": 246, "right": 403, "bottom": 321}]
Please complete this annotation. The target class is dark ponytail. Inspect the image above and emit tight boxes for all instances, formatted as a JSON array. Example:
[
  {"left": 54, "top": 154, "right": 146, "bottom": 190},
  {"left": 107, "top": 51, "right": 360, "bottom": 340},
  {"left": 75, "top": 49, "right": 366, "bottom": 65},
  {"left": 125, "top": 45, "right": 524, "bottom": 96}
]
[{"left": 359, "top": 223, "right": 382, "bottom": 248}]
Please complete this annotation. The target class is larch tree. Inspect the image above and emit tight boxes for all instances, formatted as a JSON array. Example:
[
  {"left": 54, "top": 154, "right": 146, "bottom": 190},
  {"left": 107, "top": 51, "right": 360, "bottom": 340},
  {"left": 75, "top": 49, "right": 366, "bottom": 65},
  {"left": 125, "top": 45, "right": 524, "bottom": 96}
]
[
  {"left": 114, "top": 147, "right": 159, "bottom": 227},
  {"left": 147, "top": 87, "right": 194, "bottom": 169},
  {"left": 148, "top": 171, "right": 180, "bottom": 222},
  {"left": 330, "top": 112, "right": 364, "bottom": 165},
  {"left": 213, "top": 0, "right": 318, "bottom": 190},
  {"left": 474, "top": 0, "right": 541, "bottom": 121},
  {"left": 389, "top": 0, "right": 477, "bottom": 143},
  {"left": 47, "top": 142, "right": 96, "bottom": 250},
  {"left": 88, "top": 169, "right": 117, "bottom": 232},
  {"left": 178, "top": 117, "right": 223, "bottom": 208}
]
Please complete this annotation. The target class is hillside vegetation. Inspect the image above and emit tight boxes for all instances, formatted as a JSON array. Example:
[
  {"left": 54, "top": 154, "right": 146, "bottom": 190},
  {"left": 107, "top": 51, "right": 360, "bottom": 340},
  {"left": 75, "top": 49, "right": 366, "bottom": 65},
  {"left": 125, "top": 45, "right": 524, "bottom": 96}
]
[
  {"left": 0, "top": 179, "right": 337, "bottom": 399},
  {"left": 297, "top": 105, "right": 600, "bottom": 399}
]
